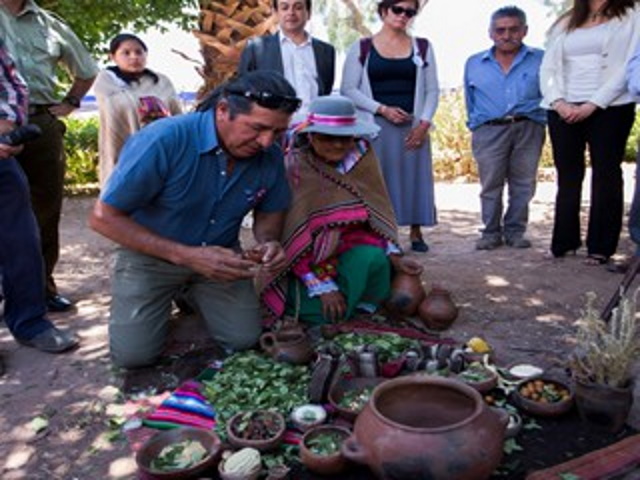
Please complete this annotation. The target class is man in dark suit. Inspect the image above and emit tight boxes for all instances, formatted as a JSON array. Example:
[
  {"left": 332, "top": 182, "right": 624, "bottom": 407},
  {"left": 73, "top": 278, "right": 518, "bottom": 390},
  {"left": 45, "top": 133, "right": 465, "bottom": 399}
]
[{"left": 238, "top": 0, "right": 335, "bottom": 122}]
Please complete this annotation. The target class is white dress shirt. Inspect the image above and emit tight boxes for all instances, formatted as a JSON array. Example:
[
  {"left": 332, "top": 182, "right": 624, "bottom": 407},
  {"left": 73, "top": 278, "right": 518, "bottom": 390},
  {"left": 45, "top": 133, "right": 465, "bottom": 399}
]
[{"left": 279, "top": 31, "right": 318, "bottom": 122}]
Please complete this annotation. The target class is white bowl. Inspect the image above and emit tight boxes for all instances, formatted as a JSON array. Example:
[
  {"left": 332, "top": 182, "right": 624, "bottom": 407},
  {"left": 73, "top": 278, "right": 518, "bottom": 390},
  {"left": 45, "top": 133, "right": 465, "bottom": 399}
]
[{"left": 291, "top": 404, "right": 327, "bottom": 432}]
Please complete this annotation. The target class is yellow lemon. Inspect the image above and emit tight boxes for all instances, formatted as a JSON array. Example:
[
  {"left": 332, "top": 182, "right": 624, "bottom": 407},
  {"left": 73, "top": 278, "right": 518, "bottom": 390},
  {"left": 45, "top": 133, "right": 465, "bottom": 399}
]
[{"left": 467, "top": 337, "right": 491, "bottom": 354}]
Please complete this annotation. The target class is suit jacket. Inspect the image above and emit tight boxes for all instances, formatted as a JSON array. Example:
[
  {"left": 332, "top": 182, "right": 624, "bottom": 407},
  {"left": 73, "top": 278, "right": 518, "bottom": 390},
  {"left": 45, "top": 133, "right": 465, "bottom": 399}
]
[{"left": 238, "top": 33, "right": 335, "bottom": 96}]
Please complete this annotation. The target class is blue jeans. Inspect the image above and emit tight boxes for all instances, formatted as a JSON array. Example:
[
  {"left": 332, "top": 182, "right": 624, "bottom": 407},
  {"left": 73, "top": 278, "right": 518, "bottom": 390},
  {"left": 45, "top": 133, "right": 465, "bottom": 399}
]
[
  {"left": 0, "top": 158, "right": 52, "bottom": 341},
  {"left": 472, "top": 120, "right": 545, "bottom": 240}
]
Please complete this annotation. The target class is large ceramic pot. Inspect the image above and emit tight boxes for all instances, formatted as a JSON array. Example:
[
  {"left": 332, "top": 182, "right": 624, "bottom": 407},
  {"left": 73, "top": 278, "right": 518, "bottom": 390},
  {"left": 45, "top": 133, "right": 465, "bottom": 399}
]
[
  {"left": 573, "top": 379, "right": 633, "bottom": 433},
  {"left": 342, "top": 375, "right": 508, "bottom": 480}
]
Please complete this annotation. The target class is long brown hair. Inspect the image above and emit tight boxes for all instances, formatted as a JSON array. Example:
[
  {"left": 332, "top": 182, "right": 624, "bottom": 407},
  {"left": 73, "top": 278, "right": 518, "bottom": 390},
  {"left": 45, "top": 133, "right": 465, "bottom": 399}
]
[{"left": 556, "top": 0, "right": 637, "bottom": 31}]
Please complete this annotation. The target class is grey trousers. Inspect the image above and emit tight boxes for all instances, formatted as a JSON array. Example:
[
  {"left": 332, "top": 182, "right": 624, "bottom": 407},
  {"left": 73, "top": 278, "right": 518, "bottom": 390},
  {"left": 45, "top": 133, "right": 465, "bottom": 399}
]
[
  {"left": 471, "top": 120, "right": 545, "bottom": 240},
  {"left": 109, "top": 248, "right": 262, "bottom": 368}
]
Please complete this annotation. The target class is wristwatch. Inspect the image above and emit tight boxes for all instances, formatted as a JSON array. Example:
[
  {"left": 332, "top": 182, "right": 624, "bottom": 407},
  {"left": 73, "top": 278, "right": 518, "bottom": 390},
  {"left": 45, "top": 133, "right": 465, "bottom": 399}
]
[{"left": 62, "top": 94, "right": 81, "bottom": 109}]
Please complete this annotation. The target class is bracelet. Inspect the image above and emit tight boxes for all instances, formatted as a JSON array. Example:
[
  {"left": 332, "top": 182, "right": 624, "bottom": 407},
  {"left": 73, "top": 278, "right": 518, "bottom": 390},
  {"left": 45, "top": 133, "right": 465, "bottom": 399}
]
[{"left": 62, "top": 95, "right": 81, "bottom": 109}]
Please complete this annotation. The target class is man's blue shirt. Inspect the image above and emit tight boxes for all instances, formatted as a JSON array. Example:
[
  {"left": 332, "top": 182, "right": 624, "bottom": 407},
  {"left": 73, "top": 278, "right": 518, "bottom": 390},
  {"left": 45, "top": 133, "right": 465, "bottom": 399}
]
[
  {"left": 101, "top": 110, "right": 291, "bottom": 247},
  {"left": 464, "top": 45, "right": 546, "bottom": 130}
]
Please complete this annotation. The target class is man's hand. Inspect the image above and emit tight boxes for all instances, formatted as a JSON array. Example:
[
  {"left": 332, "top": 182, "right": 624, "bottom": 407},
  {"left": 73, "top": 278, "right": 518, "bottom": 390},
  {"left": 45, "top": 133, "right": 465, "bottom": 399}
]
[
  {"left": 320, "top": 291, "right": 347, "bottom": 322},
  {"left": 183, "top": 245, "right": 259, "bottom": 281},
  {"left": 262, "top": 241, "right": 287, "bottom": 273},
  {"left": 48, "top": 102, "right": 77, "bottom": 118},
  {"left": 0, "top": 143, "right": 22, "bottom": 160}
]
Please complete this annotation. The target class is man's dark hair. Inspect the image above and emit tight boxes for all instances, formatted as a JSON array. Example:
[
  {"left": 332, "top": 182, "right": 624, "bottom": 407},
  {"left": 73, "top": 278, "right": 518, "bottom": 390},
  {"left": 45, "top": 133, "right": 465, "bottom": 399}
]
[
  {"left": 491, "top": 6, "right": 527, "bottom": 26},
  {"left": 272, "top": 0, "right": 312, "bottom": 13},
  {"left": 196, "top": 70, "right": 299, "bottom": 117}
]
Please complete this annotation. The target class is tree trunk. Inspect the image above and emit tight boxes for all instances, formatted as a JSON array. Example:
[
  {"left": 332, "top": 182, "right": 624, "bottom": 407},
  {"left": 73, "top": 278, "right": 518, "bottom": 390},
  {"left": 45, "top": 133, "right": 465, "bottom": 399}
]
[{"left": 194, "top": 0, "right": 277, "bottom": 94}]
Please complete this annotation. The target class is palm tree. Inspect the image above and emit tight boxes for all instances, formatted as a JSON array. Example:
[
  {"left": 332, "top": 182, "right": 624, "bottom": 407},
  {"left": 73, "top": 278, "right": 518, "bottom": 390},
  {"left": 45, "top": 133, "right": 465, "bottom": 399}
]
[{"left": 194, "top": 0, "right": 277, "bottom": 92}]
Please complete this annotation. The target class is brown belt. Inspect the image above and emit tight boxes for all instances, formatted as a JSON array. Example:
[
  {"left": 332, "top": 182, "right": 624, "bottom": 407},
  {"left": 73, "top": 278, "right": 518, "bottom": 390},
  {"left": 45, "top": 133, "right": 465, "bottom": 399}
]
[{"left": 485, "top": 115, "right": 528, "bottom": 126}]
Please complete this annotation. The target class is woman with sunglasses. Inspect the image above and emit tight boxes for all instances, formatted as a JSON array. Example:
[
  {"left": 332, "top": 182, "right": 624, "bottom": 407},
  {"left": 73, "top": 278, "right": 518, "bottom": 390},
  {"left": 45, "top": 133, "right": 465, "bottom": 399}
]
[
  {"left": 260, "top": 95, "right": 422, "bottom": 325},
  {"left": 541, "top": 0, "right": 640, "bottom": 266},
  {"left": 341, "top": 0, "right": 439, "bottom": 253}
]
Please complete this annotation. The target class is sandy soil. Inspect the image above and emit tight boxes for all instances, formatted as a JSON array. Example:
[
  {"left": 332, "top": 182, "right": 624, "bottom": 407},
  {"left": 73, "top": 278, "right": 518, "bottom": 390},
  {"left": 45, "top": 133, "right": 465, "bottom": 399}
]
[{"left": 0, "top": 170, "right": 637, "bottom": 479}]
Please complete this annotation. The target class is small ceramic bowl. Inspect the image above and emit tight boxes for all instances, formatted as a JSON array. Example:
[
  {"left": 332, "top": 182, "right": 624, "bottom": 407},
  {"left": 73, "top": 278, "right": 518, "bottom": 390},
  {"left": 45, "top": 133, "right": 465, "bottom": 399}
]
[
  {"left": 328, "top": 377, "right": 385, "bottom": 422},
  {"left": 291, "top": 404, "right": 327, "bottom": 432},
  {"left": 226, "top": 410, "right": 286, "bottom": 452},
  {"left": 507, "top": 363, "right": 544, "bottom": 381},
  {"left": 512, "top": 377, "right": 574, "bottom": 417},
  {"left": 136, "top": 427, "right": 222, "bottom": 479},
  {"left": 456, "top": 364, "right": 499, "bottom": 394},
  {"left": 299, "top": 425, "right": 351, "bottom": 475}
]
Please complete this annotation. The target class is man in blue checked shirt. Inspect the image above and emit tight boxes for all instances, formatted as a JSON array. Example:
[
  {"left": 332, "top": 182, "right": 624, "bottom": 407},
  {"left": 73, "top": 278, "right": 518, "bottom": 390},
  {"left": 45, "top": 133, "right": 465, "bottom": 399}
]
[
  {"left": 0, "top": 39, "right": 78, "bottom": 366},
  {"left": 464, "top": 6, "right": 545, "bottom": 251}
]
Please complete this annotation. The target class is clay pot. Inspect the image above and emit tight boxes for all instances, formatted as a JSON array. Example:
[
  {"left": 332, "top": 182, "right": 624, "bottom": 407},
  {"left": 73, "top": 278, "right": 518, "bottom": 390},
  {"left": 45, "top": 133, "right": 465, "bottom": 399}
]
[
  {"left": 387, "top": 271, "right": 426, "bottom": 316},
  {"left": 342, "top": 375, "right": 508, "bottom": 480},
  {"left": 328, "top": 376, "right": 386, "bottom": 422},
  {"left": 418, "top": 286, "right": 458, "bottom": 331},
  {"left": 573, "top": 379, "right": 633, "bottom": 433},
  {"left": 136, "top": 427, "right": 222, "bottom": 479},
  {"left": 299, "top": 425, "right": 351, "bottom": 475},
  {"left": 260, "top": 330, "right": 314, "bottom": 365},
  {"left": 227, "top": 410, "right": 286, "bottom": 452}
]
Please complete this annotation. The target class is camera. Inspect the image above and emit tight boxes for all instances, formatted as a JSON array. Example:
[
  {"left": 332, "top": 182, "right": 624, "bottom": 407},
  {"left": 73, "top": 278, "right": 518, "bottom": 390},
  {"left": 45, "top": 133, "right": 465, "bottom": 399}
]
[{"left": 0, "top": 124, "right": 42, "bottom": 146}]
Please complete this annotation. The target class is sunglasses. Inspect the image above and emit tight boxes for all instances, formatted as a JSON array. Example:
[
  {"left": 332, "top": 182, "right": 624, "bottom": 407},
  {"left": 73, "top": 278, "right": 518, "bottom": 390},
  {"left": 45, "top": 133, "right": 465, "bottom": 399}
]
[
  {"left": 226, "top": 88, "right": 302, "bottom": 112},
  {"left": 390, "top": 5, "right": 418, "bottom": 18}
]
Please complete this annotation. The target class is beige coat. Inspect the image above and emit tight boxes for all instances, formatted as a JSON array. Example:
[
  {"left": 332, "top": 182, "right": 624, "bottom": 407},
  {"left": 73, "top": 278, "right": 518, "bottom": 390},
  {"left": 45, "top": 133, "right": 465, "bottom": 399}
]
[{"left": 94, "top": 69, "right": 182, "bottom": 187}]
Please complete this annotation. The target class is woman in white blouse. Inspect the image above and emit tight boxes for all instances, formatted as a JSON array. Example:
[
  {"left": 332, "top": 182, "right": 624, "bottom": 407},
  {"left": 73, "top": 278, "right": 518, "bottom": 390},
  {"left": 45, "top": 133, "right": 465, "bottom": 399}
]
[
  {"left": 540, "top": 0, "right": 640, "bottom": 265},
  {"left": 94, "top": 33, "right": 182, "bottom": 188}
]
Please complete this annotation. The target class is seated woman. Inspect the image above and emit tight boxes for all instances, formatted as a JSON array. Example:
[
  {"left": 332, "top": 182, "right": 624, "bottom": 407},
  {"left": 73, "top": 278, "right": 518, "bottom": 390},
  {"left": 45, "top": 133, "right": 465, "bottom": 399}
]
[{"left": 260, "top": 95, "right": 422, "bottom": 325}]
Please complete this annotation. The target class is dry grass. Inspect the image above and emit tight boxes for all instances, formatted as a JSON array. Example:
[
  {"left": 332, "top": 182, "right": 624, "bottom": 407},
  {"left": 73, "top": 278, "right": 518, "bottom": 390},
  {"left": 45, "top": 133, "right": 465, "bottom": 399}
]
[{"left": 569, "top": 290, "right": 640, "bottom": 388}]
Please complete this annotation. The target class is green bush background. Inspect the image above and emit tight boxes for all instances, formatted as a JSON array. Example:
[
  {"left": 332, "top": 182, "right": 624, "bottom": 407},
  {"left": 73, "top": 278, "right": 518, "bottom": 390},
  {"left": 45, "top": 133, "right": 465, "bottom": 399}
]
[
  {"left": 63, "top": 116, "right": 99, "bottom": 194},
  {"left": 62, "top": 92, "right": 640, "bottom": 192}
]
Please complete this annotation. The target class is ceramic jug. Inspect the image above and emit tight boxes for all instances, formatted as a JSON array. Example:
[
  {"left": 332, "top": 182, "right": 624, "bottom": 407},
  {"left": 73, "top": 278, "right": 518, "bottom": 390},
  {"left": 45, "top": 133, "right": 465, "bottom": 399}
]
[
  {"left": 418, "top": 286, "right": 459, "bottom": 331},
  {"left": 260, "top": 330, "right": 315, "bottom": 365},
  {"left": 386, "top": 271, "right": 426, "bottom": 316}
]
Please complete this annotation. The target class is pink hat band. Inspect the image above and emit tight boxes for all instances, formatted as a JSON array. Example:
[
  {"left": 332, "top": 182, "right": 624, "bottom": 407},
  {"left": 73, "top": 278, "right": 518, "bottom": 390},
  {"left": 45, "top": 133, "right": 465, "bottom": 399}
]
[{"left": 307, "top": 112, "right": 357, "bottom": 127}]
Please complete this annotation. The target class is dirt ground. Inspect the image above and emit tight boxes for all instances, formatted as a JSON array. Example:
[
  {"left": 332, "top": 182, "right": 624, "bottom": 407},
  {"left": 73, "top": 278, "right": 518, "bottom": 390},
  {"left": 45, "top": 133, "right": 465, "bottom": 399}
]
[{"left": 0, "top": 169, "right": 638, "bottom": 480}]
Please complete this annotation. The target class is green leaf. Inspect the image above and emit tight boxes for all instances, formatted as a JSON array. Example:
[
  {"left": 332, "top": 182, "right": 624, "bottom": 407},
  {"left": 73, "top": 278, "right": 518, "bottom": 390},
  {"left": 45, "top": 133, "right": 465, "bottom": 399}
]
[
  {"left": 30, "top": 416, "right": 49, "bottom": 433},
  {"left": 559, "top": 473, "right": 582, "bottom": 480},
  {"left": 503, "top": 438, "right": 523, "bottom": 455}
]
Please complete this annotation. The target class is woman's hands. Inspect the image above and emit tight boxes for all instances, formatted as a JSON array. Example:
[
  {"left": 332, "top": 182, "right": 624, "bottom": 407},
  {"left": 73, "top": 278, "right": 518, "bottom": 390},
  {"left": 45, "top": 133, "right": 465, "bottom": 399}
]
[
  {"left": 553, "top": 99, "right": 597, "bottom": 123},
  {"left": 390, "top": 254, "right": 424, "bottom": 275},
  {"left": 320, "top": 291, "right": 347, "bottom": 323},
  {"left": 378, "top": 104, "right": 412, "bottom": 125},
  {"left": 405, "top": 121, "right": 430, "bottom": 150}
]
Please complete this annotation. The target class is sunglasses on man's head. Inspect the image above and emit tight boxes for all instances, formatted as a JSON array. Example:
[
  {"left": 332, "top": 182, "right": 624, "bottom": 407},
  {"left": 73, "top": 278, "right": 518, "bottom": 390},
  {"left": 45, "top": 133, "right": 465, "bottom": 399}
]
[
  {"left": 390, "top": 5, "right": 417, "bottom": 18},
  {"left": 225, "top": 89, "right": 302, "bottom": 112}
]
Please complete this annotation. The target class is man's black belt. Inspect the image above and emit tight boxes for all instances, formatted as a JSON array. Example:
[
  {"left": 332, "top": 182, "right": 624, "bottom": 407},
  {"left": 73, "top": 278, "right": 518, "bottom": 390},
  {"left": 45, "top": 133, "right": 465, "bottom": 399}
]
[
  {"left": 485, "top": 115, "right": 529, "bottom": 126},
  {"left": 28, "top": 104, "right": 53, "bottom": 116}
]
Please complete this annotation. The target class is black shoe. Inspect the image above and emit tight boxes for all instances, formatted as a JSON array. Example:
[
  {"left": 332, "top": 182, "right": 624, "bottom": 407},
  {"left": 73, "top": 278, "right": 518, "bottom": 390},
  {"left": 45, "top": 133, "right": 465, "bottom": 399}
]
[
  {"left": 18, "top": 326, "right": 79, "bottom": 353},
  {"left": 411, "top": 239, "right": 430, "bottom": 253},
  {"left": 47, "top": 294, "right": 74, "bottom": 313}
]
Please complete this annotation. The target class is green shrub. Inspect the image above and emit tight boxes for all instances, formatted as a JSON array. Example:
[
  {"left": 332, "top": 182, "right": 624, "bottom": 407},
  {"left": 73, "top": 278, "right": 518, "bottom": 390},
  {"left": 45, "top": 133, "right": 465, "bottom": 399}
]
[{"left": 63, "top": 115, "right": 99, "bottom": 194}]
